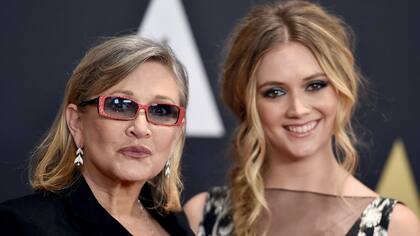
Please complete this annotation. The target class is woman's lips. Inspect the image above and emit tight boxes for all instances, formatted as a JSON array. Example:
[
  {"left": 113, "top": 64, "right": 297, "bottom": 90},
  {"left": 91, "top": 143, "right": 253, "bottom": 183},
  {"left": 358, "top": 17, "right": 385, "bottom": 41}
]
[
  {"left": 118, "top": 146, "right": 152, "bottom": 158},
  {"left": 283, "top": 119, "right": 319, "bottom": 138}
]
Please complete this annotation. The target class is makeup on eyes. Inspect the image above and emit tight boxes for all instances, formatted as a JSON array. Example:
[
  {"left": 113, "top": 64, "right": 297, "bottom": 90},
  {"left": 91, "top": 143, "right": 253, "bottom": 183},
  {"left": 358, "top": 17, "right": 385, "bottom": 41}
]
[
  {"left": 262, "top": 87, "right": 286, "bottom": 98},
  {"left": 258, "top": 72, "right": 330, "bottom": 98},
  {"left": 305, "top": 79, "right": 328, "bottom": 91}
]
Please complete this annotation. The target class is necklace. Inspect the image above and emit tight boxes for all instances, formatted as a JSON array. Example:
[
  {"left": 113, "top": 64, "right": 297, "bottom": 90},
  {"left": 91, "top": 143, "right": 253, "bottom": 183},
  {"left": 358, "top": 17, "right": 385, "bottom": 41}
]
[{"left": 137, "top": 200, "right": 155, "bottom": 235}]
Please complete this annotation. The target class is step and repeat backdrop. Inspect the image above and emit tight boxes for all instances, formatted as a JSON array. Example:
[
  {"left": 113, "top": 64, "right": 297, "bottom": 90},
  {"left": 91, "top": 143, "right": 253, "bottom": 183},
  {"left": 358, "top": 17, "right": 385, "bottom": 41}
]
[{"left": 1, "top": 0, "right": 418, "bottom": 215}]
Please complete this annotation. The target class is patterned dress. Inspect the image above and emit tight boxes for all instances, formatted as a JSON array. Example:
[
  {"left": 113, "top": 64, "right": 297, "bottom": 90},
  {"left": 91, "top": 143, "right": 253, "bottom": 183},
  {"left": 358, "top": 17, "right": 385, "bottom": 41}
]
[{"left": 198, "top": 186, "right": 398, "bottom": 236}]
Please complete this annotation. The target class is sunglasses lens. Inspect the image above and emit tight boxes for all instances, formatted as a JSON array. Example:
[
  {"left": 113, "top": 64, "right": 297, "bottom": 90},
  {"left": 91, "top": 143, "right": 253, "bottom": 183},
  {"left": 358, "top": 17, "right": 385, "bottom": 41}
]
[
  {"left": 148, "top": 104, "right": 180, "bottom": 125},
  {"left": 104, "top": 97, "right": 138, "bottom": 119}
]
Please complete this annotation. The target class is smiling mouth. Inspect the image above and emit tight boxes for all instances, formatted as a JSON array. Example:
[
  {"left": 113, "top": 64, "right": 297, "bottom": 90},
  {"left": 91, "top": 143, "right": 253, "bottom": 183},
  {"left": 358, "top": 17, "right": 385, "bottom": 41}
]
[{"left": 284, "top": 120, "right": 319, "bottom": 136}]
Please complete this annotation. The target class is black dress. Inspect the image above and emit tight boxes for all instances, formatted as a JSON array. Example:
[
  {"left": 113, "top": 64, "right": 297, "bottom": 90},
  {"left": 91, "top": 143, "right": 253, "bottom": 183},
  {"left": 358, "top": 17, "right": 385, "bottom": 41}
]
[
  {"left": 0, "top": 177, "right": 194, "bottom": 236},
  {"left": 199, "top": 186, "right": 398, "bottom": 236}
]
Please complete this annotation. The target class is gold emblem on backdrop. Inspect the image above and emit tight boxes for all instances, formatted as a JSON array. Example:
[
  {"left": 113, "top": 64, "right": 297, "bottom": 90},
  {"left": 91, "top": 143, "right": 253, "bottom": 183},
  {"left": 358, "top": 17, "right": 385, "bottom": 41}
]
[{"left": 376, "top": 139, "right": 420, "bottom": 217}]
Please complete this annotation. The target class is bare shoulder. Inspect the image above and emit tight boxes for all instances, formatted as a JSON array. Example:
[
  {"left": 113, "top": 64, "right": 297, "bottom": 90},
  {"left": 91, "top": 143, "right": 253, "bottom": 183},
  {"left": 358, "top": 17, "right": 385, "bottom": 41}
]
[
  {"left": 183, "top": 192, "right": 208, "bottom": 234},
  {"left": 342, "top": 174, "right": 378, "bottom": 197},
  {"left": 388, "top": 203, "right": 420, "bottom": 236},
  {"left": 184, "top": 192, "right": 208, "bottom": 216}
]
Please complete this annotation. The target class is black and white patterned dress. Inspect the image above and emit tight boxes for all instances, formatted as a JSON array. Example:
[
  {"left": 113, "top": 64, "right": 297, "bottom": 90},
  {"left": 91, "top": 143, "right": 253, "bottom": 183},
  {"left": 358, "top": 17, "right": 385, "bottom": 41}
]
[{"left": 198, "top": 186, "right": 398, "bottom": 236}]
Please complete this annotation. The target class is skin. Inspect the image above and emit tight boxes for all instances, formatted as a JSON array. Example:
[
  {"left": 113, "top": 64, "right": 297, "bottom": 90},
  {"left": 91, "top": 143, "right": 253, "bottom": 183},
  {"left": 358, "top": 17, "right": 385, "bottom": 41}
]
[
  {"left": 184, "top": 42, "right": 420, "bottom": 234},
  {"left": 66, "top": 61, "right": 184, "bottom": 235},
  {"left": 256, "top": 41, "right": 340, "bottom": 189},
  {"left": 256, "top": 42, "right": 357, "bottom": 193}
]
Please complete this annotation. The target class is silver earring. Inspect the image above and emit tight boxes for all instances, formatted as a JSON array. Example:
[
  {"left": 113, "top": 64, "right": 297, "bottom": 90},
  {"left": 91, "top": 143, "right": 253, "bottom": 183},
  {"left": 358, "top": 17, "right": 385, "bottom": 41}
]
[
  {"left": 74, "top": 147, "right": 84, "bottom": 166},
  {"left": 164, "top": 160, "right": 171, "bottom": 177}
]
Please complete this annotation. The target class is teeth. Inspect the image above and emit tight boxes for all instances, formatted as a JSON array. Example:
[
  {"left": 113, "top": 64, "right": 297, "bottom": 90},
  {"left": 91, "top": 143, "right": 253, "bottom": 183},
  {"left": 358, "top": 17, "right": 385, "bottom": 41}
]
[{"left": 287, "top": 120, "right": 317, "bottom": 134}]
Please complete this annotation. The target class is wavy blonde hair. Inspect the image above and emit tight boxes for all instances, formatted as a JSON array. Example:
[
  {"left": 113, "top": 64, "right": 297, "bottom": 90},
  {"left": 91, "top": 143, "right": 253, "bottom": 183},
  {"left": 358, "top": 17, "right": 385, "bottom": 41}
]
[
  {"left": 221, "top": 1, "right": 362, "bottom": 235},
  {"left": 30, "top": 35, "right": 189, "bottom": 213}
]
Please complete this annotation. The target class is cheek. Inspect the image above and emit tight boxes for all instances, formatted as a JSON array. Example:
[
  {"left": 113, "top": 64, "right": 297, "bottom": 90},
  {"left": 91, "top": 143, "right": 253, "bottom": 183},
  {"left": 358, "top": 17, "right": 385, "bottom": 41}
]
[
  {"left": 82, "top": 118, "right": 123, "bottom": 149},
  {"left": 152, "top": 128, "right": 181, "bottom": 156},
  {"left": 257, "top": 100, "right": 285, "bottom": 128},
  {"left": 317, "top": 90, "right": 339, "bottom": 127}
]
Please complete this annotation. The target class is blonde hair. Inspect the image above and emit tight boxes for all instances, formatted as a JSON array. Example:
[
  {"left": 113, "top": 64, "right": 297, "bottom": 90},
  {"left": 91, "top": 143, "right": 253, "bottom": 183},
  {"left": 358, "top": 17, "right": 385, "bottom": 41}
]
[
  {"left": 30, "top": 35, "right": 189, "bottom": 213},
  {"left": 222, "top": 1, "right": 362, "bottom": 235}
]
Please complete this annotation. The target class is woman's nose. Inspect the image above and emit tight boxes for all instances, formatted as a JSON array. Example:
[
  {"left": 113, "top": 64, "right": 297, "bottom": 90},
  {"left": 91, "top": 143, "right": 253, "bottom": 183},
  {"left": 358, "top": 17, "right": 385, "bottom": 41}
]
[
  {"left": 286, "top": 94, "right": 311, "bottom": 118},
  {"left": 126, "top": 109, "right": 152, "bottom": 138}
]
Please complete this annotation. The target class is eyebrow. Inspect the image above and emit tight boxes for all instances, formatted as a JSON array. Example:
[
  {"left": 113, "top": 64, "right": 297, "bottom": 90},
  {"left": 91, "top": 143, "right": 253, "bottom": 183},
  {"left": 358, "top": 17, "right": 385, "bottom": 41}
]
[
  {"left": 257, "top": 72, "right": 327, "bottom": 89},
  {"left": 154, "top": 95, "right": 176, "bottom": 104},
  {"left": 112, "top": 90, "right": 177, "bottom": 104},
  {"left": 113, "top": 90, "right": 134, "bottom": 96},
  {"left": 302, "top": 72, "right": 327, "bottom": 82}
]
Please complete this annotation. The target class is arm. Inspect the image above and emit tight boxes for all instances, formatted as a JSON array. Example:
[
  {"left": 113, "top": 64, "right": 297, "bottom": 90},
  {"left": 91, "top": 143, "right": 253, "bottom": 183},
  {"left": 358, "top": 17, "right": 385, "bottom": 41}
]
[
  {"left": 183, "top": 192, "right": 208, "bottom": 234},
  {"left": 388, "top": 203, "right": 420, "bottom": 236}
]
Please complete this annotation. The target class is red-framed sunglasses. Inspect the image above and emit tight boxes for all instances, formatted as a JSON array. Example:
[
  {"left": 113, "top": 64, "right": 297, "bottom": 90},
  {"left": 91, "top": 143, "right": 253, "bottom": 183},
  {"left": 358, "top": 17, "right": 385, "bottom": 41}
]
[{"left": 78, "top": 95, "right": 185, "bottom": 126}]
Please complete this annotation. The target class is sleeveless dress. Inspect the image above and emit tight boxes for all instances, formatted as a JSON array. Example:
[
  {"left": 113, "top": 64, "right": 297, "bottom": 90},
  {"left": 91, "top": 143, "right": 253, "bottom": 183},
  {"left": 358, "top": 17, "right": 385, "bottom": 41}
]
[{"left": 198, "top": 186, "right": 398, "bottom": 236}]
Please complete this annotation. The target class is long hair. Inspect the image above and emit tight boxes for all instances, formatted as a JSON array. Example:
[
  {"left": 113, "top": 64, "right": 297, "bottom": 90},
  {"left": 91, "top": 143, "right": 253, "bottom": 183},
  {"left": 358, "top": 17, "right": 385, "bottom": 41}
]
[
  {"left": 221, "top": 1, "right": 362, "bottom": 235},
  {"left": 30, "top": 35, "right": 189, "bottom": 213}
]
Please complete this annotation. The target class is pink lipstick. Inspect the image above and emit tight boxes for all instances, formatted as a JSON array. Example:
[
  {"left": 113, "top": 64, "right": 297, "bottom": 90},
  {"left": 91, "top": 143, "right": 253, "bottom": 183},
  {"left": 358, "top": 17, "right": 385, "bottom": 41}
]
[{"left": 118, "top": 146, "right": 152, "bottom": 158}]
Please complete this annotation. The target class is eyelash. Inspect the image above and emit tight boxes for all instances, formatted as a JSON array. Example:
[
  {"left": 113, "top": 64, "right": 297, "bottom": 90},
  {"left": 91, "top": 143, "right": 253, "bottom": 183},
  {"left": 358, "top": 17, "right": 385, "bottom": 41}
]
[
  {"left": 263, "top": 87, "right": 286, "bottom": 98},
  {"left": 262, "top": 80, "right": 328, "bottom": 98},
  {"left": 306, "top": 80, "right": 328, "bottom": 91}
]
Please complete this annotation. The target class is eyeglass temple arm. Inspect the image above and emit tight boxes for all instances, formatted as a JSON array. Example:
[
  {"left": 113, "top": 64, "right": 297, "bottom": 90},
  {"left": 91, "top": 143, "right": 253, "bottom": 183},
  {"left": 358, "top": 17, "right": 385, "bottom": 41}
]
[{"left": 78, "top": 97, "right": 99, "bottom": 106}]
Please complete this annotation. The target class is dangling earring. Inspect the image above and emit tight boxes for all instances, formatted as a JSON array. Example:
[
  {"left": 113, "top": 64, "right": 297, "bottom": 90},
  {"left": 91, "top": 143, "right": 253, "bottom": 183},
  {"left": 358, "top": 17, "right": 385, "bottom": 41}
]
[
  {"left": 164, "top": 159, "right": 171, "bottom": 177},
  {"left": 74, "top": 147, "right": 84, "bottom": 166}
]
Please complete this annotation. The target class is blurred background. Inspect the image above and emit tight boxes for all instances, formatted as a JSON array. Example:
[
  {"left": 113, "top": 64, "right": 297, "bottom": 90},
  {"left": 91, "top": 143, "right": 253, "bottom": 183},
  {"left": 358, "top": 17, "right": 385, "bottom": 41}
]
[{"left": 0, "top": 0, "right": 418, "bottom": 216}]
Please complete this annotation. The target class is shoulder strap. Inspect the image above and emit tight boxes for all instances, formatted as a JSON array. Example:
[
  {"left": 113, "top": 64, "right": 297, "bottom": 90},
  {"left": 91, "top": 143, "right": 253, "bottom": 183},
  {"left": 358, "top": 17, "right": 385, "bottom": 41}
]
[
  {"left": 198, "top": 186, "right": 233, "bottom": 236},
  {"left": 347, "top": 197, "right": 398, "bottom": 236},
  {"left": 207, "top": 186, "right": 229, "bottom": 202}
]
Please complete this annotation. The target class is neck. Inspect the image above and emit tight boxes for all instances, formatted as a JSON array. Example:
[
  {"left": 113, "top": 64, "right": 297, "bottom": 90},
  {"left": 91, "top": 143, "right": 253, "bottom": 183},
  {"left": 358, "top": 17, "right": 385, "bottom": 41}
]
[
  {"left": 82, "top": 171, "right": 145, "bottom": 217},
  {"left": 263, "top": 146, "right": 347, "bottom": 195}
]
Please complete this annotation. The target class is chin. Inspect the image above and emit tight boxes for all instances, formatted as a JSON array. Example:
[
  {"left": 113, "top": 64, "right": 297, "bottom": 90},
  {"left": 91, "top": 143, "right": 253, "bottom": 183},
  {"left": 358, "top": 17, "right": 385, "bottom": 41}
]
[
  {"left": 290, "top": 150, "right": 316, "bottom": 159},
  {"left": 113, "top": 168, "right": 157, "bottom": 183},
  {"left": 116, "top": 175, "right": 152, "bottom": 184},
  {"left": 284, "top": 143, "right": 320, "bottom": 159}
]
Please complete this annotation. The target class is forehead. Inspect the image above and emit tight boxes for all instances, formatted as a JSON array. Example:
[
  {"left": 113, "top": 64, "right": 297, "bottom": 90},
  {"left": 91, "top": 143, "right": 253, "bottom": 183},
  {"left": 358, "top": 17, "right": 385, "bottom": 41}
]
[
  {"left": 103, "top": 61, "right": 181, "bottom": 104},
  {"left": 256, "top": 42, "right": 324, "bottom": 84}
]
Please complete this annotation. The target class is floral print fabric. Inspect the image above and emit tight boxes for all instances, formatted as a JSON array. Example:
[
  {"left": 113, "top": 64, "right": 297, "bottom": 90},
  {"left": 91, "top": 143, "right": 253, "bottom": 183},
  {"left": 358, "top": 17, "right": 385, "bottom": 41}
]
[{"left": 349, "top": 198, "right": 398, "bottom": 236}]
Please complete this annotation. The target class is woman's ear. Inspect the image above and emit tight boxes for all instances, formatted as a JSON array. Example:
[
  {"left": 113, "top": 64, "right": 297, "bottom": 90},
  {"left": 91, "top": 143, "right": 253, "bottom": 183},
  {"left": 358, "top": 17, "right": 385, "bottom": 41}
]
[{"left": 66, "top": 104, "right": 83, "bottom": 147}]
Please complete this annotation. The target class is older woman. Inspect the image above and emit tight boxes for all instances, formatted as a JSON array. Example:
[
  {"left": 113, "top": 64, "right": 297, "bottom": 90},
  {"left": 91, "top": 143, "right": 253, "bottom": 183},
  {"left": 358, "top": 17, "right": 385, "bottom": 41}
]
[
  {"left": 0, "top": 35, "right": 194, "bottom": 235},
  {"left": 184, "top": 1, "right": 419, "bottom": 236}
]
